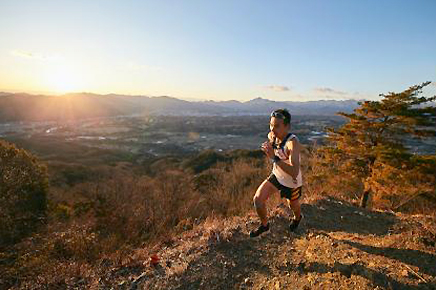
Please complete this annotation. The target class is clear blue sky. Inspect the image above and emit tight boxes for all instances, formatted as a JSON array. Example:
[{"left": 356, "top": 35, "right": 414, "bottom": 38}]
[{"left": 0, "top": 0, "right": 435, "bottom": 101}]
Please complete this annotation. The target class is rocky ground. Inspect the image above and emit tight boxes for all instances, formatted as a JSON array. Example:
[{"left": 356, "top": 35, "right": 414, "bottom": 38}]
[{"left": 101, "top": 197, "right": 436, "bottom": 290}]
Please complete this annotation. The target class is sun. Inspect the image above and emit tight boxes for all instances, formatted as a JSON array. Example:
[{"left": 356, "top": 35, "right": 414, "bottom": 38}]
[{"left": 44, "top": 65, "right": 82, "bottom": 94}]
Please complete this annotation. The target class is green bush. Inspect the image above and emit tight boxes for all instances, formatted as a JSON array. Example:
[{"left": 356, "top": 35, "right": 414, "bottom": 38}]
[
  {"left": 181, "top": 149, "right": 264, "bottom": 174},
  {"left": 182, "top": 149, "right": 227, "bottom": 173}
]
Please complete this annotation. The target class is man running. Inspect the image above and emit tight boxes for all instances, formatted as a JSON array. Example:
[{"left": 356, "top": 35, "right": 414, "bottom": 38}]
[{"left": 250, "top": 108, "right": 303, "bottom": 237}]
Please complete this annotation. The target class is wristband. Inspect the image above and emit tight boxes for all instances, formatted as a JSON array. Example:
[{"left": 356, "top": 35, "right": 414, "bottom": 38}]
[{"left": 271, "top": 156, "right": 281, "bottom": 163}]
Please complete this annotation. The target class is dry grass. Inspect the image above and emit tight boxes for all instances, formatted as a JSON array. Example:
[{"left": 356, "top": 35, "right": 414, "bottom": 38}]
[{"left": 1, "top": 154, "right": 273, "bottom": 288}]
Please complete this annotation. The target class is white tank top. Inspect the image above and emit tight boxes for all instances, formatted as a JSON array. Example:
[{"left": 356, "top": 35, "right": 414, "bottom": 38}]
[{"left": 272, "top": 134, "right": 303, "bottom": 188}]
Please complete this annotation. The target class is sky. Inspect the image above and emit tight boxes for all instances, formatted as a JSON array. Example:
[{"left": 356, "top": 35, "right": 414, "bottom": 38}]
[{"left": 0, "top": 0, "right": 435, "bottom": 102}]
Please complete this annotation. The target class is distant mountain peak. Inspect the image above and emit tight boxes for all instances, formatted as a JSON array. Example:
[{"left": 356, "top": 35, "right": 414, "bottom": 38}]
[
  {"left": 246, "top": 97, "right": 273, "bottom": 103},
  {"left": 153, "top": 95, "right": 182, "bottom": 100}
]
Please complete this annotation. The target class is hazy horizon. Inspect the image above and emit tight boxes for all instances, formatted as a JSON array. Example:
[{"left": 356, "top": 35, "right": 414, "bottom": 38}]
[{"left": 0, "top": 89, "right": 370, "bottom": 103}]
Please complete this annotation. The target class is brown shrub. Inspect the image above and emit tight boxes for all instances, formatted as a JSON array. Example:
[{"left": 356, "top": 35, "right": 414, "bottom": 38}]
[
  {"left": 1, "top": 149, "right": 299, "bottom": 288},
  {"left": 0, "top": 139, "right": 49, "bottom": 246}
]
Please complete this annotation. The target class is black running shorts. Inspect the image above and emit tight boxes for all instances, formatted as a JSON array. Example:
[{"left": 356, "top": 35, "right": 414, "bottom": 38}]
[{"left": 267, "top": 173, "right": 302, "bottom": 201}]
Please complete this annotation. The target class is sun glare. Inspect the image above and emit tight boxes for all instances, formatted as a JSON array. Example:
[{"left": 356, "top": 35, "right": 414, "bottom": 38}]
[{"left": 44, "top": 65, "right": 82, "bottom": 94}]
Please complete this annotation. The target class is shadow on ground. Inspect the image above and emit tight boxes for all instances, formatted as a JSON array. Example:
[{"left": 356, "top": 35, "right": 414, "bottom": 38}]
[
  {"left": 341, "top": 240, "right": 436, "bottom": 277},
  {"left": 302, "top": 261, "right": 430, "bottom": 290},
  {"left": 301, "top": 197, "right": 399, "bottom": 236}
]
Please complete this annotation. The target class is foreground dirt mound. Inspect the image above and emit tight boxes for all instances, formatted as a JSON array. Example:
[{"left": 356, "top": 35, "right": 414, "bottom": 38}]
[{"left": 110, "top": 197, "right": 436, "bottom": 289}]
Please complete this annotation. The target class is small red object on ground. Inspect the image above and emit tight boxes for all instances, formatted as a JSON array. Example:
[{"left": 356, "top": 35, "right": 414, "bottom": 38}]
[{"left": 150, "top": 254, "right": 160, "bottom": 266}]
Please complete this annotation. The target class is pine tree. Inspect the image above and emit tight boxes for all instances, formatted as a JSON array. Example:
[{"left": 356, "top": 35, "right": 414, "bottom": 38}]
[{"left": 321, "top": 81, "right": 436, "bottom": 208}]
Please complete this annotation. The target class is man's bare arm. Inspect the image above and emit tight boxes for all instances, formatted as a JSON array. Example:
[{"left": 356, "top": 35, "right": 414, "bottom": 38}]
[
  {"left": 268, "top": 131, "right": 275, "bottom": 143},
  {"left": 275, "top": 139, "right": 300, "bottom": 179}
]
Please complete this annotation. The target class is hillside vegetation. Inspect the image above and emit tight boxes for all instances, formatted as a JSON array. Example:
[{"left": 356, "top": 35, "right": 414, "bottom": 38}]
[{"left": 0, "top": 82, "right": 435, "bottom": 289}]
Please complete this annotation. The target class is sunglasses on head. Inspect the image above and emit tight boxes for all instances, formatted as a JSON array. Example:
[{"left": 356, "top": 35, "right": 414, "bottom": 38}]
[{"left": 270, "top": 111, "right": 286, "bottom": 120}]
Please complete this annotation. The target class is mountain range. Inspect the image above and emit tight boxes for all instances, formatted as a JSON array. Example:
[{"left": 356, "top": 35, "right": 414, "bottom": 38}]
[{"left": 0, "top": 92, "right": 362, "bottom": 122}]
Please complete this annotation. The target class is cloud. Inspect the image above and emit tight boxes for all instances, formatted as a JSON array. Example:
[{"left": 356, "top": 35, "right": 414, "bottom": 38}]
[
  {"left": 10, "top": 50, "right": 61, "bottom": 62},
  {"left": 263, "top": 85, "right": 291, "bottom": 92},
  {"left": 313, "top": 87, "right": 347, "bottom": 95},
  {"left": 11, "top": 50, "right": 35, "bottom": 59},
  {"left": 310, "top": 87, "right": 372, "bottom": 100}
]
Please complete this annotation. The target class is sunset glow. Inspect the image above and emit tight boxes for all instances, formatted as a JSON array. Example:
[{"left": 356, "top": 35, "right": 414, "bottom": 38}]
[
  {"left": 44, "top": 65, "right": 83, "bottom": 94},
  {"left": 0, "top": 0, "right": 435, "bottom": 101}
]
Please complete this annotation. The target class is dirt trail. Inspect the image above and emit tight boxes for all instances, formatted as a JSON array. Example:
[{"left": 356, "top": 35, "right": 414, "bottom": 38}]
[{"left": 112, "top": 197, "right": 436, "bottom": 289}]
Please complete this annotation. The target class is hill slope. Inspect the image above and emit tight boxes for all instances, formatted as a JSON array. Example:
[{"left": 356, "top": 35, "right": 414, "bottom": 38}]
[{"left": 103, "top": 197, "right": 436, "bottom": 289}]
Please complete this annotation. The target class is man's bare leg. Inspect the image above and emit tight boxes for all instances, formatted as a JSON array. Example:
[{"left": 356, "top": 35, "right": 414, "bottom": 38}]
[
  {"left": 253, "top": 180, "right": 278, "bottom": 226},
  {"left": 287, "top": 198, "right": 301, "bottom": 220},
  {"left": 256, "top": 205, "right": 268, "bottom": 226}
]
